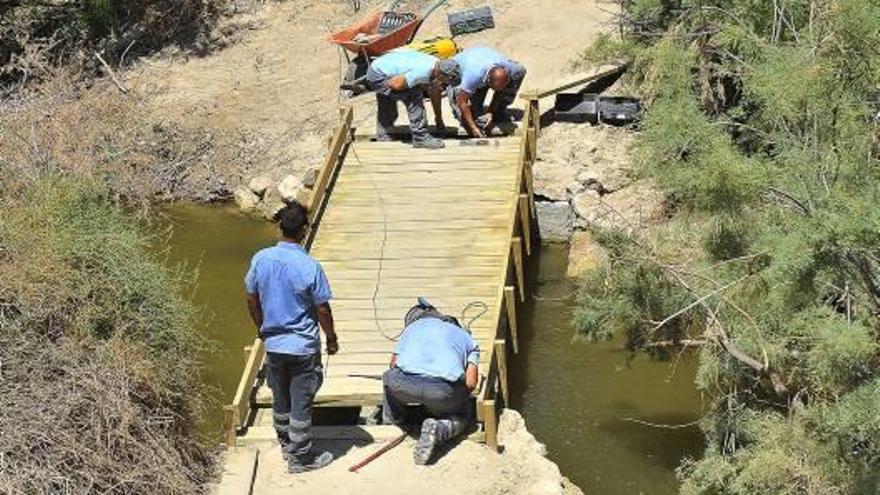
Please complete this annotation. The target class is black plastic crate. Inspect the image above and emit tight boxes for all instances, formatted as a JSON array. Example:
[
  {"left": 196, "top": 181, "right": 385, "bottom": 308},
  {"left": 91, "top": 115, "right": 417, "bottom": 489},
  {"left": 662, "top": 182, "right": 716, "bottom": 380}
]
[
  {"left": 448, "top": 6, "right": 495, "bottom": 36},
  {"left": 554, "top": 93, "right": 599, "bottom": 124},
  {"left": 598, "top": 96, "right": 641, "bottom": 124}
]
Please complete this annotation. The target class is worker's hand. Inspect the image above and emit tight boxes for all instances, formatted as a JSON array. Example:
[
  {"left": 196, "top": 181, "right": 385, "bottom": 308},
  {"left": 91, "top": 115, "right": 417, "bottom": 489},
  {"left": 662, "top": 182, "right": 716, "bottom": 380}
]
[
  {"left": 326, "top": 339, "right": 339, "bottom": 356},
  {"left": 470, "top": 128, "right": 486, "bottom": 139}
]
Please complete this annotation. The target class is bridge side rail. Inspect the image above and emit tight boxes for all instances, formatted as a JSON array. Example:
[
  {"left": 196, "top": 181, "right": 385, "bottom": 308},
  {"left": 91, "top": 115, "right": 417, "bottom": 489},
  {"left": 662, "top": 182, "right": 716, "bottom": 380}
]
[
  {"left": 223, "top": 105, "right": 354, "bottom": 447},
  {"left": 478, "top": 100, "right": 540, "bottom": 450}
]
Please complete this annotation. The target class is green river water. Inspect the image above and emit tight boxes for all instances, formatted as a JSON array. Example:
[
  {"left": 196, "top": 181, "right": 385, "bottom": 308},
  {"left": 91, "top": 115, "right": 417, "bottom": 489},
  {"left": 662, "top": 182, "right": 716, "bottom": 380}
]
[{"left": 162, "top": 203, "right": 704, "bottom": 494}]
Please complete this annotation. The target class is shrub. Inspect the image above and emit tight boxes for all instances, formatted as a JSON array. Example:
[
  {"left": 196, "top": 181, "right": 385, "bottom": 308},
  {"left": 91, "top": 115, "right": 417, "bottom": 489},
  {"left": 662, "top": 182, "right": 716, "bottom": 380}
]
[{"left": 0, "top": 177, "right": 213, "bottom": 494}]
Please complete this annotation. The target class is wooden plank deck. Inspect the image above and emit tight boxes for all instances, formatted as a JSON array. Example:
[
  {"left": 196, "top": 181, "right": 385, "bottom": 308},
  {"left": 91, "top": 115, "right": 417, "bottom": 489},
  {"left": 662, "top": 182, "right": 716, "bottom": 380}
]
[{"left": 224, "top": 97, "right": 541, "bottom": 454}]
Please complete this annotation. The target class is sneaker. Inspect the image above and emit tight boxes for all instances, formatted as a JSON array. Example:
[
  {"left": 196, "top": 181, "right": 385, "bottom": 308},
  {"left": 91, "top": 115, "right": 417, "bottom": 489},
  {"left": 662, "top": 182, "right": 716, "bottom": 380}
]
[
  {"left": 412, "top": 137, "right": 445, "bottom": 149},
  {"left": 413, "top": 418, "right": 439, "bottom": 465},
  {"left": 288, "top": 451, "right": 334, "bottom": 474},
  {"left": 374, "top": 134, "right": 394, "bottom": 142}
]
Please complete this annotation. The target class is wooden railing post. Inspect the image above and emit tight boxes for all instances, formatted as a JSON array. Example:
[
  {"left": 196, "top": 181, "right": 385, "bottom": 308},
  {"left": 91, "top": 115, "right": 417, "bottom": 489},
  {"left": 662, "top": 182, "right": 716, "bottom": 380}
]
[
  {"left": 504, "top": 286, "right": 519, "bottom": 354},
  {"left": 511, "top": 238, "right": 525, "bottom": 302}
]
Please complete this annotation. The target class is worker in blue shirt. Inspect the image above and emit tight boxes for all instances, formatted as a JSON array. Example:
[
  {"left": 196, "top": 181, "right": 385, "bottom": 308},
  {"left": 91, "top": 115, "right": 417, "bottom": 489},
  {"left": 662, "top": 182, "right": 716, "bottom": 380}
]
[
  {"left": 365, "top": 49, "right": 462, "bottom": 149},
  {"left": 382, "top": 299, "right": 480, "bottom": 465},
  {"left": 449, "top": 45, "right": 527, "bottom": 137},
  {"left": 244, "top": 201, "right": 339, "bottom": 473}
]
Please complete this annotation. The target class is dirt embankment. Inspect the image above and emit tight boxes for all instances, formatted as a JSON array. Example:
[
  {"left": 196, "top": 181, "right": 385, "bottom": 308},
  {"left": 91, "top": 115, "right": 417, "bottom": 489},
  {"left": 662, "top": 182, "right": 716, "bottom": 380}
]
[{"left": 218, "top": 410, "right": 583, "bottom": 495}]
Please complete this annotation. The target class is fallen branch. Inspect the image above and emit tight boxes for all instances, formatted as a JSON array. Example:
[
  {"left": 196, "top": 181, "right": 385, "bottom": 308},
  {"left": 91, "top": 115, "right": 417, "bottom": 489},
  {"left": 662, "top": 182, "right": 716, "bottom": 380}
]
[{"left": 95, "top": 52, "right": 129, "bottom": 94}]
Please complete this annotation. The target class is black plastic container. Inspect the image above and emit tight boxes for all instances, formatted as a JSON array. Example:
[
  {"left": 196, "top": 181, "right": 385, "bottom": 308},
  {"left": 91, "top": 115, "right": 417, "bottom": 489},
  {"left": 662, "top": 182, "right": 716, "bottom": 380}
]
[
  {"left": 448, "top": 6, "right": 495, "bottom": 36},
  {"left": 598, "top": 96, "right": 641, "bottom": 125},
  {"left": 553, "top": 93, "right": 641, "bottom": 125},
  {"left": 554, "top": 93, "right": 600, "bottom": 123}
]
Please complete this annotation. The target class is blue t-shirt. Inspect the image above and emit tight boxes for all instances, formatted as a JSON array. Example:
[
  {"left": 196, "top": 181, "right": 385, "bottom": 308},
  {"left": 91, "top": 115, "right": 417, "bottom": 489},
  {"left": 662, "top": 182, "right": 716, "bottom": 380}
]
[
  {"left": 394, "top": 317, "right": 480, "bottom": 382},
  {"left": 244, "top": 242, "right": 333, "bottom": 355},
  {"left": 371, "top": 49, "right": 437, "bottom": 88},
  {"left": 453, "top": 46, "right": 521, "bottom": 93}
]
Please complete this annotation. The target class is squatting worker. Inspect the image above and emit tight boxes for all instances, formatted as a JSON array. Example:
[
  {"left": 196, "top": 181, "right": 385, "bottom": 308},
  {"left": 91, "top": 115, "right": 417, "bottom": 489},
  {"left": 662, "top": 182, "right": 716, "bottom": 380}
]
[
  {"left": 365, "top": 48, "right": 462, "bottom": 149},
  {"left": 450, "top": 45, "right": 527, "bottom": 138},
  {"left": 382, "top": 298, "right": 480, "bottom": 465},
  {"left": 244, "top": 201, "right": 339, "bottom": 474}
]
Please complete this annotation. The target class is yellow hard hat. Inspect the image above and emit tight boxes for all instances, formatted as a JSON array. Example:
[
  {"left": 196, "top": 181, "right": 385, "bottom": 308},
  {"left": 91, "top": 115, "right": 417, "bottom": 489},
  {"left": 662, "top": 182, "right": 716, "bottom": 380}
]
[{"left": 435, "top": 38, "right": 458, "bottom": 59}]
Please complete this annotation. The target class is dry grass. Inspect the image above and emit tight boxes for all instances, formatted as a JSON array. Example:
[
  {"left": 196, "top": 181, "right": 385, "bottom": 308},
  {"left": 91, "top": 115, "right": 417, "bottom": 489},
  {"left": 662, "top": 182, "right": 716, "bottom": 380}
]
[
  {"left": 0, "top": 71, "right": 267, "bottom": 205},
  {"left": 0, "top": 178, "right": 215, "bottom": 494}
]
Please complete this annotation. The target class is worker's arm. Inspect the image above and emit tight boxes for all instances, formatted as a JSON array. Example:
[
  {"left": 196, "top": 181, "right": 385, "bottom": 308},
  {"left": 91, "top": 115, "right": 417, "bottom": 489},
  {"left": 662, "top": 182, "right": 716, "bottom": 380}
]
[
  {"left": 456, "top": 91, "right": 485, "bottom": 138},
  {"left": 428, "top": 83, "right": 445, "bottom": 131},
  {"left": 245, "top": 292, "right": 263, "bottom": 337},
  {"left": 465, "top": 363, "right": 479, "bottom": 392},
  {"left": 484, "top": 91, "right": 505, "bottom": 131},
  {"left": 315, "top": 302, "right": 339, "bottom": 355},
  {"left": 389, "top": 353, "right": 398, "bottom": 369},
  {"left": 385, "top": 75, "right": 409, "bottom": 92}
]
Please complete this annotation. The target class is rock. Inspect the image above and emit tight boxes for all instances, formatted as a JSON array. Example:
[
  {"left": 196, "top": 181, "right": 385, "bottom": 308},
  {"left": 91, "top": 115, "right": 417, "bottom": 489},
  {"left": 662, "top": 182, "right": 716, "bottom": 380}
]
[
  {"left": 572, "top": 181, "right": 666, "bottom": 232},
  {"left": 535, "top": 201, "right": 574, "bottom": 242},
  {"left": 247, "top": 175, "right": 271, "bottom": 197},
  {"left": 533, "top": 159, "right": 577, "bottom": 202},
  {"left": 258, "top": 187, "right": 285, "bottom": 220},
  {"left": 302, "top": 168, "right": 319, "bottom": 189},
  {"left": 566, "top": 231, "right": 608, "bottom": 278},
  {"left": 575, "top": 165, "right": 632, "bottom": 194},
  {"left": 233, "top": 185, "right": 259, "bottom": 212},
  {"left": 276, "top": 174, "right": 304, "bottom": 203}
]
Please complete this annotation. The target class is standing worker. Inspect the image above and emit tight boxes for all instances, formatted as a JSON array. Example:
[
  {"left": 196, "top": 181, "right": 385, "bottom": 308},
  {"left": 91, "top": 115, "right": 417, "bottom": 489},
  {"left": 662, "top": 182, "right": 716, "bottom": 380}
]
[
  {"left": 244, "top": 201, "right": 339, "bottom": 473},
  {"left": 449, "top": 45, "right": 527, "bottom": 138},
  {"left": 365, "top": 49, "right": 462, "bottom": 148},
  {"left": 382, "top": 299, "right": 480, "bottom": 465}
]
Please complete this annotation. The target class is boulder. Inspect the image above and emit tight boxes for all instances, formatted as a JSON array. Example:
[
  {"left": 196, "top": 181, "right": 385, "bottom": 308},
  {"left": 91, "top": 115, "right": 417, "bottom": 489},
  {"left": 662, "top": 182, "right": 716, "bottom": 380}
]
[
  {"left": 572, "top": 182, "right": 666, "bottom": 232},
  {"left": 535, "top": 200, "right": 574, "bottom": 242},
  {"left": 233, "top": 185, "right": 259, "bottom": 212},
  {"left": 533, "top": 159, "right": 578, "bottom": 202},
  {"left": 247, "top": 175, "right": 271, "bottom": 197},
  {"left": 277, "top": 174, "right": 304, "bottom": 203},
  {"left": 566, "top": 231, "right": 608, "bottom": 278},
  {"left": 574, "top": 164, "right": 633, "bottom": 194}
]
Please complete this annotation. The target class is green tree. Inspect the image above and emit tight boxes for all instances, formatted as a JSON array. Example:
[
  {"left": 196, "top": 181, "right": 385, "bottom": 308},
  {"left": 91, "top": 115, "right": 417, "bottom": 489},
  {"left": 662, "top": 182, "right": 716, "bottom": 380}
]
[{"left": 577, "top": 0, "right": 880, "bottom": 492}]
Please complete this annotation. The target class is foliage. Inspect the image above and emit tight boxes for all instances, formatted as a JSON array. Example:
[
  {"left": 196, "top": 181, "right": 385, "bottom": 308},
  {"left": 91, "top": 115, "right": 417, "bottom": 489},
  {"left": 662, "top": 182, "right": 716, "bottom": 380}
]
[
  {"left": 0, "top": 177, "right": 213, "bottom": 494},
  {"left": 0, "top": 0, "right": 223, "bottom": 91},
  {"left": 577, "top": 0, "right": 880, "bottom": 492}
]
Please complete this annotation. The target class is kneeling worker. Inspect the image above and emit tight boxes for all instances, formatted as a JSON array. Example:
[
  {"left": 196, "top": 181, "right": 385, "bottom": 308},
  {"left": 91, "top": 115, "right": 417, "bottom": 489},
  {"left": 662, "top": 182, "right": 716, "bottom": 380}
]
[
  {"left": 450, "top": 45, "right": 527, "bottom": 137},
  {"left": 365, "top": 49, "right": 462, "bottom": 149},
  {"left": 244, "top": 201, "right": 339, "bottom": 473},
  {"left": 382, "top": 298, "right": 480, "bottom": 464}
]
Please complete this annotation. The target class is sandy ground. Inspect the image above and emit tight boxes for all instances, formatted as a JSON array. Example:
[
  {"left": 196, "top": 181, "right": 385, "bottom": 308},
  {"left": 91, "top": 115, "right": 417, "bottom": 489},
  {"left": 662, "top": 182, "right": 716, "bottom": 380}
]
[
  {"left": 137, "top": 0, "right": 618, "bottom": 185},
  {"left": 217, "top": 410, "right": 582, "bottom": 495}
]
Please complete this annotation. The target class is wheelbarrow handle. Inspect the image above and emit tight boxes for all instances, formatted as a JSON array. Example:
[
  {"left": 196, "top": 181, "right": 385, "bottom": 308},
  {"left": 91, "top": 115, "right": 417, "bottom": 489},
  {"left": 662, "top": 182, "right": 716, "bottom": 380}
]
[{"left": 420, "top": 0, "right": 449, "bottom": 19}]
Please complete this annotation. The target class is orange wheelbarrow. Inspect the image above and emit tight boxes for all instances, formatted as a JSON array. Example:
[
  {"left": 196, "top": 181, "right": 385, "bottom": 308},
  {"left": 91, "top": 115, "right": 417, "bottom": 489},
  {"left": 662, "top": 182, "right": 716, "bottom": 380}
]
[{"left": 328, "top": 0, "right": 450, "bottom": 57}]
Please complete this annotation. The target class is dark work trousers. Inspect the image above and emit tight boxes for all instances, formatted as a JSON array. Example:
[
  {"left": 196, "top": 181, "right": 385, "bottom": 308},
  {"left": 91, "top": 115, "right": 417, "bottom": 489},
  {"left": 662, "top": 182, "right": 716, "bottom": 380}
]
[
  {"left": 382, "top": 367, "right": 471, "bottom": 444},
  {"left": 265, "top": 352, "right": 323, "bottom": 463},
  {"left": 365, "top": 67, "right": 430, "bottom": 143},
  {"left": 449, "top": 62, "right": 527, "bottom": 124}
]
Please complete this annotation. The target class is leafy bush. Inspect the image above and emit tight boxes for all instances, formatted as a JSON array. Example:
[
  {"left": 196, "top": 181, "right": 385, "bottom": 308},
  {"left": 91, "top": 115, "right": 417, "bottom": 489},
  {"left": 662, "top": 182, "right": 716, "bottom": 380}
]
[
  {"left": 0, "top": 178, "right": 213, "bottom": 494},
  {"left": 577, "top": 0, "right": 880, "bottom": 492}
]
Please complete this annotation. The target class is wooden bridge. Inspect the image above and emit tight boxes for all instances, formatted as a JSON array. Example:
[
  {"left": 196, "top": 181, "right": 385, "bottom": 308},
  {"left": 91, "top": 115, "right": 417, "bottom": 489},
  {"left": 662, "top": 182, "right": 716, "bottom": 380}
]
[{"left": 223, "top": 96, "right": 539, "bottom": 454}]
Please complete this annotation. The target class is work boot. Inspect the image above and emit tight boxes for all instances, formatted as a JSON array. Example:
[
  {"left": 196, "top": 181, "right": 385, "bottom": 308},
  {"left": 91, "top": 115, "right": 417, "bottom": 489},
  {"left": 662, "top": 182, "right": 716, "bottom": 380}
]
[
  {"left": 288, "top": 451, "right": 334, "bottom": 473},
  {"left": 412, "top": 137, "right": 445, "bottom": 149},
  {"left": 413, "top": 418, "right": 439, "bottom": 465}
]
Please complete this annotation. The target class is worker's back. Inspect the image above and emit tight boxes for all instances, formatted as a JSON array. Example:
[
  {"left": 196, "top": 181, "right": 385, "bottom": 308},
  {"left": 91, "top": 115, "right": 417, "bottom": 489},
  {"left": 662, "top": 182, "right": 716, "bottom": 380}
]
[{"left": 394, "top": 317, "right": 480, "bottom": 383}]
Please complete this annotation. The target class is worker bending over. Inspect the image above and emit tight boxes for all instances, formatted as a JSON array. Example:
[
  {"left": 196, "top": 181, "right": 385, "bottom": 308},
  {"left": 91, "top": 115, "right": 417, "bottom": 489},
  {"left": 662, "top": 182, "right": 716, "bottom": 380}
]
[
  {"left": 450, "top": 45, "right": 527, "bottom": 137},
  {"left": 366, "top": 49, "right": 461, "bottom": 149},
  {"left": 382, "top": 299, "right": 480, "bottom": 465},
  {"left": 245, "top": 201, "right": 339, "bottom": 473}
]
